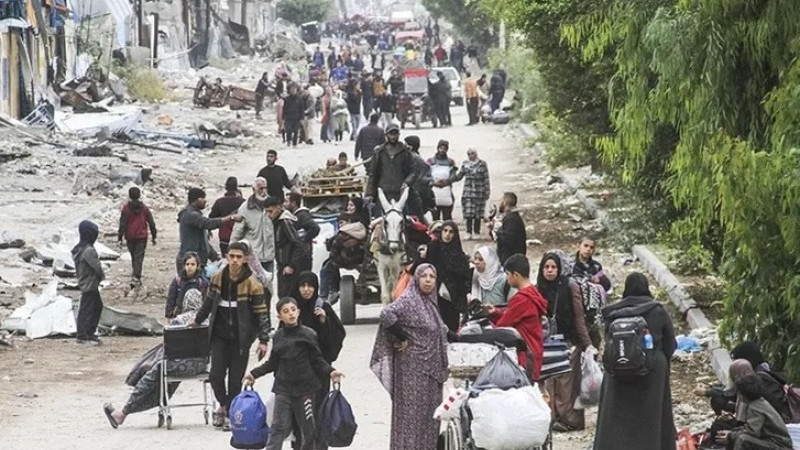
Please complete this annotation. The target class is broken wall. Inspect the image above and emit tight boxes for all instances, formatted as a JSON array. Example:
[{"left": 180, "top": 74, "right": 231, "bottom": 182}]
[{"left": 143, "top": 0, "right": 190, "bottom": 71}]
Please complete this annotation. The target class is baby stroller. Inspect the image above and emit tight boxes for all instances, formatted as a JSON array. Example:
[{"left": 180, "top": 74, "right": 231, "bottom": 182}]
[{"left": 442, "top": 318, "right": 553, "bottom": 450}]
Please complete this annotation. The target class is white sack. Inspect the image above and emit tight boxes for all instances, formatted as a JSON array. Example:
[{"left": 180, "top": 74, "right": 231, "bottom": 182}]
[
  {"left": 3, "top": 280, "right": 77, "bottom": 338},
  {"left": 469, "top": 385, "right": 551, "bottom": 449}
]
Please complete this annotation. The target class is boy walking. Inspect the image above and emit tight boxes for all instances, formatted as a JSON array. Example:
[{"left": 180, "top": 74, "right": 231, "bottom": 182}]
[
  {"left": 118, "top": 186, "right": 157, "bottom": 288},
  {"left": 71, "top": 220, "right": 105, "bottom": 346},
  {"left": 243, "top": 297, "right": 344, "bottom": 450}
]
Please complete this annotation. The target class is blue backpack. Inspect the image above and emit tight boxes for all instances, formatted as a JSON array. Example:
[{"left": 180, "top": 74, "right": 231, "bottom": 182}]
[
  {"left": 229, "top": 387, "right": 269, "bottom": 449},
  {"left": 316, "top": 383, "right": 357, "bottom": 447}
]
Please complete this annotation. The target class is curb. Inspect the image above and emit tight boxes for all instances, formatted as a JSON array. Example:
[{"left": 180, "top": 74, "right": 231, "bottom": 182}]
[{"left": 515, "top": 122, "right": 731, "bottom": 385}]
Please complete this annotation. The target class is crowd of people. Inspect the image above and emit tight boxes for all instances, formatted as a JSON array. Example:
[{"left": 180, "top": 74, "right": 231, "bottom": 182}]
[{"left": 68, "top": 40, "right": 796, "bottom": 448}]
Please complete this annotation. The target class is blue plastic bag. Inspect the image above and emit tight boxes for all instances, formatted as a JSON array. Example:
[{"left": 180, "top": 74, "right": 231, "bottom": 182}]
[{"left": 229, "top": 387, "right": 269, "bottom": 449}]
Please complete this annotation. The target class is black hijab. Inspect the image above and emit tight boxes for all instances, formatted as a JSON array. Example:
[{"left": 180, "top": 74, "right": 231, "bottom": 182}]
[
  {"left": 292, "top": 271, "right": 319, "bottom": 328},
  {"left": 622, "top": 272, "right": 652, "bottom": 297},
  {"left": 731, "top": 341, "right": 767, "bottom": 370},
  {"left": 536, "top": 252, "right": 565, "bottom": 304},
  {"left": 349, "top": 197, "right": 370, "bottom": 227},
  {"left": 436, "top": 220, "right": 467, "bottom": 274}
]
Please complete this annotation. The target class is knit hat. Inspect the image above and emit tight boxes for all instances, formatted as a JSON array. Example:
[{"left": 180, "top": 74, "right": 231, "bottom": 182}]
[
  {"left": 225, "top": 176, "right": 238, "bottom": 191},
  {"left": 437, "top": 139, "right": 449, "bottom": 149},
  {"left": 128, "top": 186, "right": 141, "bottom": 200}
]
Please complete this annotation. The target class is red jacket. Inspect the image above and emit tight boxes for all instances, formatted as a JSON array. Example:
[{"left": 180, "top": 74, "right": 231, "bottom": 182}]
[
  {"left": 118, "top": 200, "right": 157, "bottom": 241},
  {"left": 489, "top": 284, "right": 548, "bottom": 381}
]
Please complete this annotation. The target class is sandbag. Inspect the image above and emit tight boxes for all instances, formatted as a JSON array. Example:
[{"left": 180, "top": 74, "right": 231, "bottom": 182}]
[
  {"left": 472, "top": 349, "right": 529, "bottom": 391},
  {"left": 470, "top": 386, "right": 551, "bottom": 449}
]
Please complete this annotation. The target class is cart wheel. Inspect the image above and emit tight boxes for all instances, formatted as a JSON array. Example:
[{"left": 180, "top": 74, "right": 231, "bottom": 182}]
[
  {"left": 157, "top": 412, "right": 164, "bottom": 428},
  {"left": 445, "top": 418, "right": 463, "bottom": 450},
  {"left": 204, "top": 409, "right": 210, "bottom": 425},
  {"left": 413, "top": 111, "right": 421, "bottom": 129},
  {"left": 166, "top": 415, "right": 173, "bottom": 430},
  {"left": 340, "top": 275, "right": 356, "bottom": 325}
]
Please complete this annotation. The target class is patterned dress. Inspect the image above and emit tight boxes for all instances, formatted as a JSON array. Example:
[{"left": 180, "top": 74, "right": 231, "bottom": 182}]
[
  {"left": 456, "top": 159, "right": 490, "bottom": 218},
  {"left": 371, "top": 264, "right": 449, "bottom": 450}
]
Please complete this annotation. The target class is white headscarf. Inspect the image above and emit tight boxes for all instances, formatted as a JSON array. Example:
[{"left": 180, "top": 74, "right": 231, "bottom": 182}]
[{"left": 476, "top": 246, "right": 505, "bottom": 290}]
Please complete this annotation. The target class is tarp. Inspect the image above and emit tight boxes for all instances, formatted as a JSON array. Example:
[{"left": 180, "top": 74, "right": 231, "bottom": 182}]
[{"left": 2, "top": 280, "right": 77, "bottom": 338}]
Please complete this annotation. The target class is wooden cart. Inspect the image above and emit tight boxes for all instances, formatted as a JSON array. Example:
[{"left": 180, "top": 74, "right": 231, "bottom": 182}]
[{"left": 298, "top": 172, "right": 368, "bottom": 213}]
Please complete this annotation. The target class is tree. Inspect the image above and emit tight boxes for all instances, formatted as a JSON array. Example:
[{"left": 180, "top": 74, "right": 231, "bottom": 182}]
[
  {"left": 277, "top": 0, "right": 332, "bottom": 26},
  {"left": 422, "top": 0, "right": 498, "bottom": 50},
  {"left": 563, "top": 0, "right": 800, "bottom": 377}
]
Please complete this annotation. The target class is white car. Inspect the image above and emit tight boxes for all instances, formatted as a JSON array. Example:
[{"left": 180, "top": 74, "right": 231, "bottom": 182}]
[{"left": 432, "top": 67, "right": 464, "bottom": 106}]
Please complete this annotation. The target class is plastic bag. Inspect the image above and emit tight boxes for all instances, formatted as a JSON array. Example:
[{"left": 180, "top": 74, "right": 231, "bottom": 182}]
[
  {"left": 472, "top": 349, "right": 530, "bottom": 391},
  {"left": 434, "top": 388, "right": 468, "bottom": 420},
  {"left": 470, "top": 385, "right": 551, "bottom": 448},
  {"left": 676, "top": 428, "right": 697, "bottom": 450},
  {"left": 579, "top": 347, "right": 603, "bottom": 407}
]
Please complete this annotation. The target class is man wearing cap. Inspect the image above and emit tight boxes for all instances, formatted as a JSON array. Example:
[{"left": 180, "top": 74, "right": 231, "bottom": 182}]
[
  {"left": 367, "top": 122, "right": 417, "bottom": 216},
  {"left": 176, "top": 187, "right": 243, "bottom": 272}
]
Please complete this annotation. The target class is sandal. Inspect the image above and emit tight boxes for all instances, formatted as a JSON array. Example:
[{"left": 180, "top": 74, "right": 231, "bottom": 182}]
[
  {"left": 212, "top": 411, "right": 225, "bottom": 428},
  {"left": 103, "top": 403, "right": 119, "bottom": 429}
]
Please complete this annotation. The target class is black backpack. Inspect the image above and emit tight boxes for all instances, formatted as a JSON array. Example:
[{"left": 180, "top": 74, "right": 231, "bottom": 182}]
[{"left": 602, "top": 313, "right": 651, "bottom": 378}]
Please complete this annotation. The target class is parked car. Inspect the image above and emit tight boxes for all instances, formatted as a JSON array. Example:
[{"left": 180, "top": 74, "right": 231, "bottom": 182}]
[{"left": 433, "top": 67, "right": 464, "bottom": 106}]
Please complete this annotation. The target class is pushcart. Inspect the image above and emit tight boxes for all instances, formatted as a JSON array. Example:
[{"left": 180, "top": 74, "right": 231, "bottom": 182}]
[
  {"left": 158, "top": 325, "right": 214, "bottom": 429},
  {"left": 443, "top": 325, "right": 553, "bottom": 450}
]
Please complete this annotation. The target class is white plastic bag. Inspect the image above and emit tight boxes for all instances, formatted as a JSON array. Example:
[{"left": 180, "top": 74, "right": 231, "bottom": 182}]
[
  {"left": 470, "top": 385, "right": 551, "bottom": 449},
  {"left": 434, "top": 388, "right": 468, "bottom": 420},
  {"left": 579, "top": 347, "right": 603, "bottom": 407}
]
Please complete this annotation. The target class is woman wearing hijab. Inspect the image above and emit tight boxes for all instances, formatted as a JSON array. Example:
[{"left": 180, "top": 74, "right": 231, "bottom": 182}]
[
  {"left": 454, "top": 148, "right": 490, "bottom": 240},
  {"left": 731, "top": 341, "right": 790, "bottom": 421},
  {"left": 593, "top": 272, "right": 677, "bottom": 450},
  {"left": 469, "top": 246, "right": 510, "bottom": 305},
  {"left": 370, "top": 264, "right": 449, "bottom": 450},
  {"left": 290, "top": 271, "right": 346, "bottom": 450},
  {"left": 346, "top": 197, "right": 371, "bottom": 228},
  {"left": 718, "top": 375, "right": 794, "bottom": 450},
  {"left": 71, "top": 220, "right": 105, "bottom": 346},
  {"left": 536, "top": 251, "right": 593, "bottom": 431},
  {"left": 103, "top": 288, "right": 207, "bottom": 428},
  {"left": 420, "top": 220, "right": 471, "bottom": 331}
]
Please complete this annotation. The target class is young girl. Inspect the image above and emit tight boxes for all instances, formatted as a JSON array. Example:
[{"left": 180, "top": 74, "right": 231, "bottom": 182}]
[{"left": 165, "top": 252, "right": 208, "bottom": 319}]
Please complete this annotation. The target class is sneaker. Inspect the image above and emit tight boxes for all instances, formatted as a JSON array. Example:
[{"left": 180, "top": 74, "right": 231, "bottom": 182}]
[
  {"left": 222, "top": 417, "right": 231, "bottom": 432},
  {"left": 76, "top": 339, "right": 100, "bottom": 347}
]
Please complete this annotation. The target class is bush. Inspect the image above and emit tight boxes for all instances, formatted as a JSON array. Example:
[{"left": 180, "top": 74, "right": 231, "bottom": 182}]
[{"left": 123, "top": 68, "right": 168, "bottom": 103}]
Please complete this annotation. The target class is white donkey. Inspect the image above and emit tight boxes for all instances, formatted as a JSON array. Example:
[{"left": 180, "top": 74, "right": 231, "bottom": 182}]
[{"left": 373, "top": 187, "right": 409, "bottom": 304}]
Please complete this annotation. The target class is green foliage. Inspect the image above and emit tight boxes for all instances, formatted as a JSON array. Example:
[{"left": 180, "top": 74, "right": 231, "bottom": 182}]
[
  {"left": 486, "top": 46, "right": 545, "bottom": 122},
  {"left": 563, "top": 0, "right": 800, "bottom": 377},
  {"left": 422, "top": 0, "right": 497, "bottom": 49},
  {"left": 277, "top": 0, "right": 332, "bottom": 26}
]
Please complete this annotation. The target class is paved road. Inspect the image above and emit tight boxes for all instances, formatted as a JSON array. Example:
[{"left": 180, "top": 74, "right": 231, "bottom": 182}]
[{"left": 1, "top": 106, "right": 583, "bottom": 449}]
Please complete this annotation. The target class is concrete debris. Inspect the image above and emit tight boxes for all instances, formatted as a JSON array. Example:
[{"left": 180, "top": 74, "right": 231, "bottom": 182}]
[
  {"left": 99, "top": 306, "right": 163, "bottom": 336},
  {"left": 0, "top": 151, "right": 31, "bottom": 164},
  {"left": 0, "top": 239, "right": 25, "bottom": 250},
  {"left": 2, "top": 280, "right": 77, "bottom": 339}
]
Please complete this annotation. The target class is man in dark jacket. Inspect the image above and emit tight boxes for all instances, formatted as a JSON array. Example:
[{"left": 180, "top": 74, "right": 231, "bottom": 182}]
[
  {"left": 72, "top": 220, "right": 105, "bottom": 346},
  {"left": 192, "top": 241, "right": 271, "bottom": 429},
  {"left": 354, "top": 113, "right": 385, "bottom": 174},
  {"left": 404, "top": 135, "right": 434, "bottom": 222},
  {"left": 361, "top": 73, "right": 374, "bottom": 118},
  {"left": 345, "top": 76, "right": 362, "bottom": 140},
  {"left": 367, "top": 122, "right": 416, "bottom": 216},
  {"left": 255, "top": 72, "right": 269, "bottom": 119},
  {"left": 257, "top": 149, "right": 294, "bottom": 199},
  {"left": 432, "top": 71, "right": 452, "bottom": 126},
  {"left": 209, "top": 176, "right": 245, "bottom": 257},
  {"left": 282, "top": 83, "right": 304, "bottom": 146},
  {"left": 176, "top": 188, "right": 242, "bottom": 272},
  {"left": 118, "top": 186, "right": 157, "bottom": 288},
  {"left": 495, "top": 192, "right": 527, "bottom": 264},
  {"left": 489, "top": 70, "right": 506, "bottom": 113},
  {"left": 265, "top": 196, "right": 307, "bottom": 297},
  {"left": 284, "top": 192, "right": 320, "bottom": 272}
]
